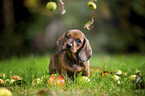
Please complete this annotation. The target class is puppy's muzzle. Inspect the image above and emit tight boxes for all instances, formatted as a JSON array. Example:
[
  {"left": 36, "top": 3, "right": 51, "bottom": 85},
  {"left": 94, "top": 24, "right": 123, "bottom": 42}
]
[{"left": 66, "top": 42, "right": 72, "bottom": 48}]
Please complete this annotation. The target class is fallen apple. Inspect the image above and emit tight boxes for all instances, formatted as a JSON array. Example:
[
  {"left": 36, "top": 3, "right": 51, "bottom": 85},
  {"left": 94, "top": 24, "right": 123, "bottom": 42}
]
[
  {"left": 129, "top": 75, "right": 137, "bottom": 81},
  {"left": 46, "top": 2, "right": 57, "bottom": 11},
  {"left": 101, "top": 71, "right": 110, "bottom": 77},
  {"left": 47, "top": 74, "right": 65, "bottom": 87},
  {"left": 79, "top": 76, "right": 90, "bottom": 83},
  {"left": 0, "top": 88, "right": 12, "bottom": 96},
  {"left": 10, "top": 75, "right": 22, "bottom": 85},
  {"left": 116, "top": 70, "right": 122, "bottom": 75},
  {"left": 32, "top": 78, "right": 42, "bottom": 86},
  {"left": 56, "top": 75, "right": 65, "bottom": 87},
  {"left": 87, "top": 1, "right": 97, "bottom": 10},
  {"left": 47, "top": 75, "right": 56, "bottom": 86},
  {"left": 11, "top": 75, "right": 22, "bottom": 81},
  {"left": 0, "top": 79, "right": 5, "bottom": 86}
]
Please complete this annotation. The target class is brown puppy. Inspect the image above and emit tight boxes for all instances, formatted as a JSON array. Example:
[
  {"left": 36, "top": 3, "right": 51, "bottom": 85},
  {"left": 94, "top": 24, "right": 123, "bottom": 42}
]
[{"left": 49, "top": 29, "right": 92, "bottom": 78}]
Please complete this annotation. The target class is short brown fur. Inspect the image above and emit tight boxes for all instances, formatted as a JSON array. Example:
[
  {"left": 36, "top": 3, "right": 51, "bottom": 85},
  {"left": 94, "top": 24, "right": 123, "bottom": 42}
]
[{"left": 49, "top": 29, "right": 92, "bottom": 78}]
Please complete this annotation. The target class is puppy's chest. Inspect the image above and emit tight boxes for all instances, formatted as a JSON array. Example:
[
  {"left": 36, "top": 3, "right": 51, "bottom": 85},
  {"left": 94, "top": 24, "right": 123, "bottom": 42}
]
[{"left": 65, "top": 53, "right": 81, "bottom": 66}]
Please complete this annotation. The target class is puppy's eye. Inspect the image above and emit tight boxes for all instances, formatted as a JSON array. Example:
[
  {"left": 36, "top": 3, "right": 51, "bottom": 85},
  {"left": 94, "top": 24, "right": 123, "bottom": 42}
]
[
  {"left": 77, "top": 39, "right": 81, "bottom": 43},
  {"left": 65, "top": 35, "right": 70, "bottom": 40}
]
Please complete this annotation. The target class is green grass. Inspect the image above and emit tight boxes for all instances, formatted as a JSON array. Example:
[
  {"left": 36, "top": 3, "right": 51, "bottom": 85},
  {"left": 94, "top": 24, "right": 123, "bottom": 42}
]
[{"left": 0, "top": 54, "right": 145, "bottom": 96}]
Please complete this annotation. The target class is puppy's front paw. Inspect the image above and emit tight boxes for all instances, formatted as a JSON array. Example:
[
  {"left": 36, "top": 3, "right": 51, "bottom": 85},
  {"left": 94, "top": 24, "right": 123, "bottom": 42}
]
[
  {"left": 73, "top": 64, "right": 83, "bottom": 72},
  {"left": 73, "top": 64, "right": 77, "bottom": 69}
]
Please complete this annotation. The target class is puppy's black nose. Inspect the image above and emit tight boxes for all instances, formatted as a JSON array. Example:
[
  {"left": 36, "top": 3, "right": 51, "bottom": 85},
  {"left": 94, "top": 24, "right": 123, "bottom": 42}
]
[{"left": 66, "top": 43, "right": 72, "bottom": 48}]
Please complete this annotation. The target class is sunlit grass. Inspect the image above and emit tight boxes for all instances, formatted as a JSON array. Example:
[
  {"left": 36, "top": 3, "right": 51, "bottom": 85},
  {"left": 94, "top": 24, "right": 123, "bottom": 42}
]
[{"left": 0, "top": 54, "right": 145, "bottom": 96}]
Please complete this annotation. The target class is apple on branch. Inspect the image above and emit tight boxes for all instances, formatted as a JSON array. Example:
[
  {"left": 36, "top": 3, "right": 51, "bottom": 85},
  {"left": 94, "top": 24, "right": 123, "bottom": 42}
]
[
  {"left": 46, "top": 2, "right": 57, "bottom": 11},
  {"left": 87, "top": 1, "right": 97, "bottom": 10}
]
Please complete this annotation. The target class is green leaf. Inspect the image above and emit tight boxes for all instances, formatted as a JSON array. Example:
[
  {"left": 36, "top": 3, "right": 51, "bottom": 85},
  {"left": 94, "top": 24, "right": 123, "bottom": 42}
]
[{"left": 84, "top": 19, "right": 94, "bottom": 30}]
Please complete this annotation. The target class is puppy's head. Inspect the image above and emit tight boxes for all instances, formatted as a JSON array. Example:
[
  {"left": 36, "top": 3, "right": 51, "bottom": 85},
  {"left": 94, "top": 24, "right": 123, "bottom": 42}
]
[{"left": 57, "top": 29, "right": 92, "bottom": 62}]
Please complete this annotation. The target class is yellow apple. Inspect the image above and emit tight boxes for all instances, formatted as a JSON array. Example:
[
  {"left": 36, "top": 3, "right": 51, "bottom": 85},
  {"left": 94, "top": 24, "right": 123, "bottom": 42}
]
[
  {"left": 129, "top": 75, "right": 137, "bottom": 81},
  {"left": 116, "top": 70, "right": 122, "bottom": 75},
  {"left": 0, "top": 88, "right": 12, "bottom": 96},
  {"left": 46, "top": 2, "right": 57, "bottom": 11},
  {"left": 79, "top": 76, "right": 90, "bottom": 83},
  {"left": 87, "top": 1, "right": 97, "bottom": 10}
]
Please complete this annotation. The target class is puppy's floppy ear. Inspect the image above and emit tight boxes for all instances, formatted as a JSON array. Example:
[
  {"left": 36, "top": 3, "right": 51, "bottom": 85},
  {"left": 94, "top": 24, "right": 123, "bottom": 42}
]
[
  {"left": 56, "top": 32, "right": 66, "bottom": 53},
  {"left": 78, "top": 37, "right": 92, "bottom": 62}
]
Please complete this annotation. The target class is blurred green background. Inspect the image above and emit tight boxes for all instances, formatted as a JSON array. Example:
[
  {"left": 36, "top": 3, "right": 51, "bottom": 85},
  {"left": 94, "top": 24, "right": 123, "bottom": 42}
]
[{"left": 0, "top": 0, "right": 145, "bottom": 59}]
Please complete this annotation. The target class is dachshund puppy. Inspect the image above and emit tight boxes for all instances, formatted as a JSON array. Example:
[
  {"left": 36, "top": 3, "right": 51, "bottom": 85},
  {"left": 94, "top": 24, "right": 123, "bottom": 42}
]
[{"left": 49, "top": 29, "right": 92, "bottom": 78}]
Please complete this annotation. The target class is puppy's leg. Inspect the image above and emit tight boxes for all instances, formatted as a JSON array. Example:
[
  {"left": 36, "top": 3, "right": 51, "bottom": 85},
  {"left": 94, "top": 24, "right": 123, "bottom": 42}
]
[
  {"left": 49, "top": 56, "right": 57, "bottom": 74},
  {"left": 82, "top": 68, "right": 90, "bottom": 77},
  {"left": 79, "top": 61, "right": 90, "bottom": 77},
  {"left": 73, "top": 64, "right": 84, "bottom": 72}
]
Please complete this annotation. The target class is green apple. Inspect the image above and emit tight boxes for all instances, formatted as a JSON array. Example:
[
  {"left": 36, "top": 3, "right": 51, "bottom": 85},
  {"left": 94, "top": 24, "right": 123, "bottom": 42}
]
[
  {"left": 0, "top": 88, "right": 12, "bottom": 96},
  {"left": 87, "top": 1, "right": 97, "bottom": 10},
  {"left": 46, "top": 2, "right": 57, "bottom": 11},
  {"left": 79, "top": 76, "right": 90, "bottom": 83},
  {"left": 129, "top": 75, "right": 137, "bottom": 81}
]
